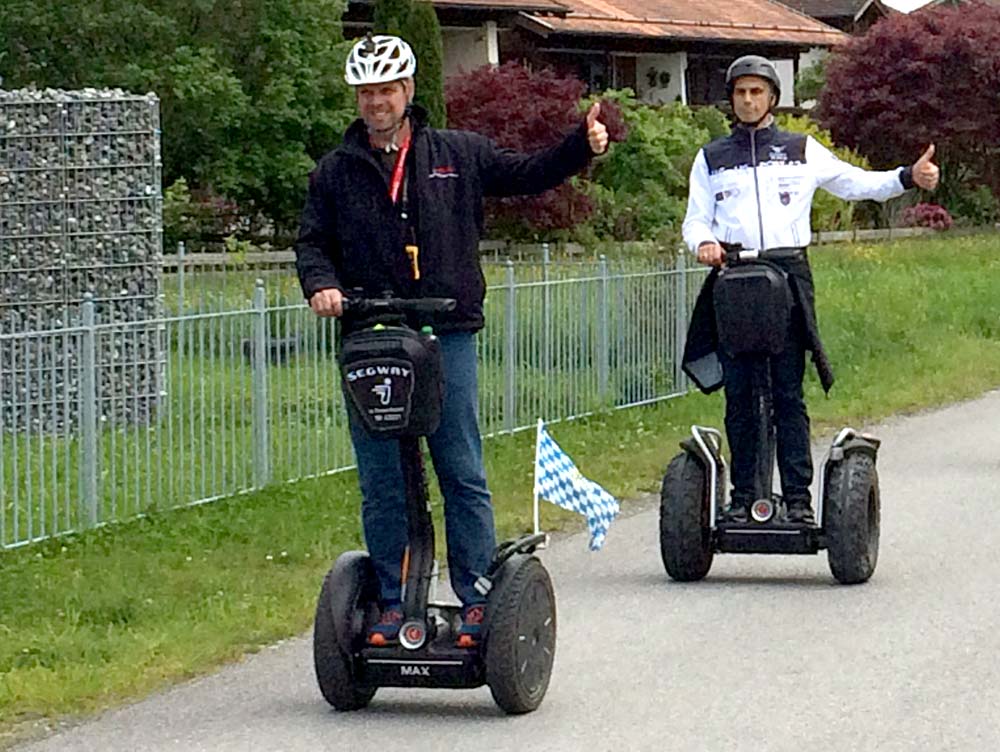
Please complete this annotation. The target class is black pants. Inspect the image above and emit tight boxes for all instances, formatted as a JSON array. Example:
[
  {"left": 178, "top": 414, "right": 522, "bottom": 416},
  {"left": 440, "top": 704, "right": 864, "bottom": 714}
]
[{"left": 719, "top": 337, "right": 812, "bottom": 505}]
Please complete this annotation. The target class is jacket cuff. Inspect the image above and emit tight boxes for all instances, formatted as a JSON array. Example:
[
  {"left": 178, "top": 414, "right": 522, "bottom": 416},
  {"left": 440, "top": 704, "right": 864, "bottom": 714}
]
[
  {"left": 302, "top": 277, "right": 342, "bottom": 302},
  {"left": 899, "top": 165, "right": 915, "bottom": 190}
]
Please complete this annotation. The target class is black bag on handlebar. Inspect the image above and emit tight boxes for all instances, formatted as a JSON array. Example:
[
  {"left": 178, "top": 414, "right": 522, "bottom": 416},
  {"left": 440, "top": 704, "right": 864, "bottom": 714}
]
[
  {"left": 713, "top": 262, "right": 794, "bottom": 357},
  {"left": 338, "top": 326, "right": 443, "bottom": 437}
]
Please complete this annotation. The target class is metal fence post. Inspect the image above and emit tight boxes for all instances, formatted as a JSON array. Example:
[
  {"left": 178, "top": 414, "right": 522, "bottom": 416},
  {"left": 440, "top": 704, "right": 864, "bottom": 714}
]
[
  {"left": 542, "top": 242, "right": 551, "bottom": 374},
  {"left": 598, "top": 255, "right": 610, "bottom": 400},
  {"left": 252, "top": 280, "right": 271, "bottom": 487},
  {"left": 674, "top": 246, "right": 688, "bottom": 391},
  {"left": 177, "top": 240, "right": 186, "bottom": 316},
  {"left": 504, "top": 260, "right": 516, "bottom": 433},
  {"left": 80, "top": 294, "right": 99, "bottom": 528}
]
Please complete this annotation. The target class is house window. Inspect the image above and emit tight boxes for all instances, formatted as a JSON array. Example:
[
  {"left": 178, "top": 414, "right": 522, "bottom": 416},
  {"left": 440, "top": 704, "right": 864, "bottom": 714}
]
[
  {"left": 685, "top": 55, "right": 731, "bottom": 107},
  {"left": 612, "top": 56, "right": 637, "bottom": 91}
]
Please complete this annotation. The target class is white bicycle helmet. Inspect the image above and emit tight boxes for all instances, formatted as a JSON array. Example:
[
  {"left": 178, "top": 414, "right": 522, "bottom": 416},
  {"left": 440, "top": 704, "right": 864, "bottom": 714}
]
[{"left": 345, "top": 34, "right": 417, "bottom": 86}]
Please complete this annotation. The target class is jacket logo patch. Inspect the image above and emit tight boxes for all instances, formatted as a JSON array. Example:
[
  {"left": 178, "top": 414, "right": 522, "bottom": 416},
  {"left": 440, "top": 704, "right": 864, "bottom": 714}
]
[
  {"left": 780, "top": 191, "right": 791, "bottom": 206},
  {"left": 429, "top": 166, "right": 459, "bottom": 179},
  {"left": 715, "top": 187, "right": 741, "bottom": 202},
  {"left": 769, "top": 145, "right": 788, "bottom": 163}
]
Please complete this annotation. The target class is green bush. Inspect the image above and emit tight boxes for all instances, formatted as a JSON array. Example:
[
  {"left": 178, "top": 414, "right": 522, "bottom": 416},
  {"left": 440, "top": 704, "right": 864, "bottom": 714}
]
[
  {"left": 948, "top": 184, "right": 999, "bottom": 227},
  {"left": 579, "top": 90, "right": 728, "bottom": 243}
]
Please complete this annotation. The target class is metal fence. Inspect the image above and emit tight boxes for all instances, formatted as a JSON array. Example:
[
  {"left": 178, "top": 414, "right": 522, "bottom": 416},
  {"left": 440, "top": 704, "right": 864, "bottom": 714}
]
[{"left": 0, "top": 253, "right": 705, "bottom": 550}]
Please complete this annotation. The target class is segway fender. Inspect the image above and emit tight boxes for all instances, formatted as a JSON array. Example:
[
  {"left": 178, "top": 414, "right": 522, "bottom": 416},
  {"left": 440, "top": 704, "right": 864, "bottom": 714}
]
[
  {"left": 482, "top": 553, "right": 532, "bottom": 641},
  {"left": 328, "top": 551, "right": 379, "bottom": 651},
  {"left": 831, "top": 435, "right": 880, "bottom": 463}
]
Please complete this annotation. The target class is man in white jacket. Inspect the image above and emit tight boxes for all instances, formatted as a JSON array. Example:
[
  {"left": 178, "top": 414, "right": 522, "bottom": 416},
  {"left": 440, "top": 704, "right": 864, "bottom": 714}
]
[{"left": 681, "top": 54, "right": 939, "bottom": 523}]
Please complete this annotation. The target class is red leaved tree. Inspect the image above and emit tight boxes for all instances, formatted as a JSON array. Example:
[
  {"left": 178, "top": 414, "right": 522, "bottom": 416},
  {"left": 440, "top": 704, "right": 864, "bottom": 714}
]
[
  {"left": 445, "top": 63, "right": 618, "bottom": 239},
  {"left": 816, "top": 2, "right": 1000, "bottom": 208}
]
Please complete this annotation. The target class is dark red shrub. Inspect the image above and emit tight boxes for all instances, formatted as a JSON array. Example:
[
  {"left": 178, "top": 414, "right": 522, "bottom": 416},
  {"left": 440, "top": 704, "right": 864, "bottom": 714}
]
[
  {"left": 817, "top": 2, "right": 1000, "bottom": 206},
  {"left": 899, "top": 203, "right": 953, "bottom": 231},
  {"left": 446, "top": 63, "right": 624, "bottom": 239}
]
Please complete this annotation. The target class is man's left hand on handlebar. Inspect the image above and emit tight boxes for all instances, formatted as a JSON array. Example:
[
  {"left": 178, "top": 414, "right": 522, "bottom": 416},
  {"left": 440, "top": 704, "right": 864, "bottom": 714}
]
[
  {"left": 697, "top": 240, "right": 725, "bottom": 268},
  {"left": 309, "top": 287, "right": 343, "bottom": 317}
]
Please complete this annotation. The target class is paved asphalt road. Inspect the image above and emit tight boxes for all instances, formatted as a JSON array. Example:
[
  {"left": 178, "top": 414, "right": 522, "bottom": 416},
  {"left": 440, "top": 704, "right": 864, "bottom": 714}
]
[{"left": 16, "top": 392, "right": 1000, "bottom": 752}]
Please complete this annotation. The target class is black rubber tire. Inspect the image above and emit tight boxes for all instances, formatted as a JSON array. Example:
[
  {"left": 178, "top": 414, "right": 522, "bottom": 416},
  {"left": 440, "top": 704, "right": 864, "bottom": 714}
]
[
  {"left": 660, "top": 452, "right": 714, "bottom": 582},
  {"left": 825, "top": 452, "right": 880, "bottom": 585},
  {"left": 484, "top": 556, "right": 556, "bottom": 715},
  {"left": 313, "top": 552, "right": 379, "bottom": 710}
]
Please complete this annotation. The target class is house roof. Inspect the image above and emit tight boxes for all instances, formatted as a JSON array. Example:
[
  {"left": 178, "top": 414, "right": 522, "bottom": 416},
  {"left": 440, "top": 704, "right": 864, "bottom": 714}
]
[
  {"left": 353, "top": 0, "right": 569, "bottom": 15},
  {"left": 776, "top": 0, "right": 870, "bottom": 19},
  {"left": 776, "top": 0, "right": 892, "bottom": 21},
  {"left": 522, "top": 0, "right": 848, "bottom": 46}
]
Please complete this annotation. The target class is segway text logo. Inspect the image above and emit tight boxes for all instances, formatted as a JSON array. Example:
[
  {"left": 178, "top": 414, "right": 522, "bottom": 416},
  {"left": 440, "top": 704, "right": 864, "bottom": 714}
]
[
  {"left": 346, "top": 365, "right": 411, "bottom": 382},
  {"left": 400, "top": 665, "right": 431, "bottom": 677}
]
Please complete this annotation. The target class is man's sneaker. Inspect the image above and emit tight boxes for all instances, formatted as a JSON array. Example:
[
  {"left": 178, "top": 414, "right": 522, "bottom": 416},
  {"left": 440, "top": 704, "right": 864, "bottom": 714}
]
[
  {"left": 786, "top": 499, "right": 816, "bottom": 525},
  {"left": 726, "top": 499, "right": 750, "bottom": 523},
  {"left": 367, "top": 603, "right": 403, "bottom": 646},
  {"left": 455, "top": 603, "right": 486, "bottom": 649}
]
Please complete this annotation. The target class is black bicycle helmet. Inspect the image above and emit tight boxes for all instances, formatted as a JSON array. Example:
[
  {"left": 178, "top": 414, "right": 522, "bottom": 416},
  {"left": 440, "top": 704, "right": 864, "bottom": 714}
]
[{"left": 725, "top": 55, "right": 781, "bottom": 102}]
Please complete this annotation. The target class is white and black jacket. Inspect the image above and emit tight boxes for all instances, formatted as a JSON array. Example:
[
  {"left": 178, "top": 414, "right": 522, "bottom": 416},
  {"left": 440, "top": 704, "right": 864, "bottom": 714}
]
[{"left": 682, "top": 122, "right": 915, "bottom": 253}]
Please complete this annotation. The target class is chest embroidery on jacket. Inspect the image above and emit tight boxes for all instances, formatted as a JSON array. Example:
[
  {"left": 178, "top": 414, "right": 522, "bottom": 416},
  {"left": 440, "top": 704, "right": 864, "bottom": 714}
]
[
  {"left": 429, "top": 166, "right": 459, "bottom": 179},
  {"left": 768, "top": 145, "right": 788, "bottom": 163}
]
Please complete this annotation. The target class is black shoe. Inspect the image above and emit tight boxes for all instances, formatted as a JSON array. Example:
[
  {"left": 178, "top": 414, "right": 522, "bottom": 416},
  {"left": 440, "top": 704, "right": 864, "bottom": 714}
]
[
  {"left": 786, "top": 499, "right": 815, "bottom": 525},
  {"left": 726, "top": 501, "right": 749, "bottom": 523}
]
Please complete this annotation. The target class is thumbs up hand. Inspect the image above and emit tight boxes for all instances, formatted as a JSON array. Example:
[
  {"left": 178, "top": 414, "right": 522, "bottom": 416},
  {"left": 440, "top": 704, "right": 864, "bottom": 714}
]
[
  {"left": 912, "top": 144, "right": 939, "bottom": 191},
  {"left": 586, "top": 102, "right": 609, "bottom": 156}
]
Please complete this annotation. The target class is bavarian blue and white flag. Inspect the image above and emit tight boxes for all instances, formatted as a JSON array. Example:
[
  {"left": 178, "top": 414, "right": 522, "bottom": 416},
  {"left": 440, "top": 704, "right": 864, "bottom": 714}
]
[{"left": 533, "top": 420, "right": 620, "bottom": 551}]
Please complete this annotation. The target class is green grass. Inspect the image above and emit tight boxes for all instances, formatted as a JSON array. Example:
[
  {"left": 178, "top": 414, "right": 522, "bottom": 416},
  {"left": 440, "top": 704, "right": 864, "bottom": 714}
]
[{"left": 3, "top": 232, "right": 1000, "bottom": 746}]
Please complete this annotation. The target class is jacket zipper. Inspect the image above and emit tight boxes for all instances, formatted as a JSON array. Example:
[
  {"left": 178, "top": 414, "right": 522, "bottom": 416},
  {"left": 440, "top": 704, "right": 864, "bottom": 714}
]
[{"left": 750, "top": 129, "right": 766, "bottom": 252}]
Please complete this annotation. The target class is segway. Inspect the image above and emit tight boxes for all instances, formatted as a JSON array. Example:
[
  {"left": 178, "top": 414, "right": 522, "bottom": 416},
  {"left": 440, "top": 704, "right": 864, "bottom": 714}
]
[
  {"left": 313, "top": 294, "right": 556, "bottom": 714},
  {"left": 659, "top": 248, "right": 880, "bottom": 585}
]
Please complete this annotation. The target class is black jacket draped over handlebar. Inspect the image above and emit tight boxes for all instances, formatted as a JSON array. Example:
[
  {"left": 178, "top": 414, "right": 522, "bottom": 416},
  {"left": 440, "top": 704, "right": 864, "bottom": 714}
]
[
  {"left": 682, "top": 251, "right": 835, "bottom": 395},
  {"left": 295, "top": 105, "right": 593, "bottom": 334}
]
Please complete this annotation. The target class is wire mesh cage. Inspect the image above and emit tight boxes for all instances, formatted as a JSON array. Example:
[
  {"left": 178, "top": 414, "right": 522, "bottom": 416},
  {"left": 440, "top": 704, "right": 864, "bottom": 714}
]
[{"left": 0, "top": 88, "right": 164, "bottom": 431}]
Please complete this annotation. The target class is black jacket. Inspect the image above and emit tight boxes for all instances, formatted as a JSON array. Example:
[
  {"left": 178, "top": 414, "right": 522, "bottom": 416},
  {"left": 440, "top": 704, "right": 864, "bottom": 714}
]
[
  {"left": 295, "top": 105, "right": 594, "bottom": 333},
  {"left": 682, "top": 252, "right": 835, "bottom": 395}
]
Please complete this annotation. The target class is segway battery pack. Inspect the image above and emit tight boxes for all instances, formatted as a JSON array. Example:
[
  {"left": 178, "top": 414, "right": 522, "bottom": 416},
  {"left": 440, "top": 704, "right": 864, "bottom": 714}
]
[
  {"left": 339, "top": 326, "right": 443, "bottom": 437},
  {"left": 713, "top": 263, "right": 793, "bottom": 357}
]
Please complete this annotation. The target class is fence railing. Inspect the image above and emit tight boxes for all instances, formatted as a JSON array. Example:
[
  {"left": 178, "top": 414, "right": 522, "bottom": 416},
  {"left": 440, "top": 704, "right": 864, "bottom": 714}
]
[{"left": 0, "top": 253, "right": 705, "bottom": 550}]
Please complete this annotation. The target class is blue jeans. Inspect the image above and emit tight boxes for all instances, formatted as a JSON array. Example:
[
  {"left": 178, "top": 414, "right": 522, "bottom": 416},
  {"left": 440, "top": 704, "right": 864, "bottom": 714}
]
[{"left": 347, "top": 331, "right": 496, "bottom": 607}]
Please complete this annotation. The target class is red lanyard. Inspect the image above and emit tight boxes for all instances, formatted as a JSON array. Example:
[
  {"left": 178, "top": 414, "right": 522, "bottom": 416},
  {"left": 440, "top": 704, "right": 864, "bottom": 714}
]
[{"left": 388, "top": 135, "right": 411, "bottom": 205}]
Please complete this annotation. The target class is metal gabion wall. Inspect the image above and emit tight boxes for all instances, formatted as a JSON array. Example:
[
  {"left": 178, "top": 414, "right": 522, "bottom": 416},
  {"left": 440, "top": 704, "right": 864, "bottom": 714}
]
[{"left": 0, "top": 88, "right": 163, "bottom": 431}]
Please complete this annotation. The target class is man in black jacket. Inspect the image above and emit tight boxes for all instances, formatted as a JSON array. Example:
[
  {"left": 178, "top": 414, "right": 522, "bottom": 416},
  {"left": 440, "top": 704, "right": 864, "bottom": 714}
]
[{"left": 296, "top": 34, "right": 608, "bottom": 648}]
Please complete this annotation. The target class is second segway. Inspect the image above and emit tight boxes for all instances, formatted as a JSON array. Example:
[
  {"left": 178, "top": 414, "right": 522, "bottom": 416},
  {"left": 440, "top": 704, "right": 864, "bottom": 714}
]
[{"left": 659, "top": 247, "right": 880, "bottom": 584}]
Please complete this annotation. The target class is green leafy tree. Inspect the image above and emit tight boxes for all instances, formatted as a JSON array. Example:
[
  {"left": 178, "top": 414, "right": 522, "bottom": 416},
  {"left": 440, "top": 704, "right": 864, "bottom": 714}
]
[
  {"left": 406, "top": 2, "right": 447, "bottom": 127},
  {"left": 0, "top": 0, "right": 356, "bottom": 236},
  {"left": 795, "top": 58, "right": 826, "bottom": 104},
  {"left": 372, "top": 0, "right": 411, "bottom": 34},
  {"left": 372, "top": 0, "right": 447, "bottom": 127}
]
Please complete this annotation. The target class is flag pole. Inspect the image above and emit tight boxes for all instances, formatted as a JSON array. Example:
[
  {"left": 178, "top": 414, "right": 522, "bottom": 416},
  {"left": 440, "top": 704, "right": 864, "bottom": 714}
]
[{"left": 533, "top": 418, "right": 543, "bottom": 537}]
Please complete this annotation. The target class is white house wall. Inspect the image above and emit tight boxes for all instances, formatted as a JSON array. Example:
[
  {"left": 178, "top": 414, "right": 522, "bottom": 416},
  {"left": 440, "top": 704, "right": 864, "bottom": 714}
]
[
  {"left": 773, "top": 58, "right": 795, "bottom": 108},
  {"left": 441, "top": 27, "right": 492, "bottom": 79},
  {"left": 635, "top": 52, "right": 687, "bottom": 104}
]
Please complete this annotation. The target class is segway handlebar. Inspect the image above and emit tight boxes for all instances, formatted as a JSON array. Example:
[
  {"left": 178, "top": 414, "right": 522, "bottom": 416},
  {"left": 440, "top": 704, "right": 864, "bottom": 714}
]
[
  {"left": 720, "top": 243, "right": 804, "bottom": 265},
  {"left": 341, "top": 295, "right": 458, "bottom": 317}
]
